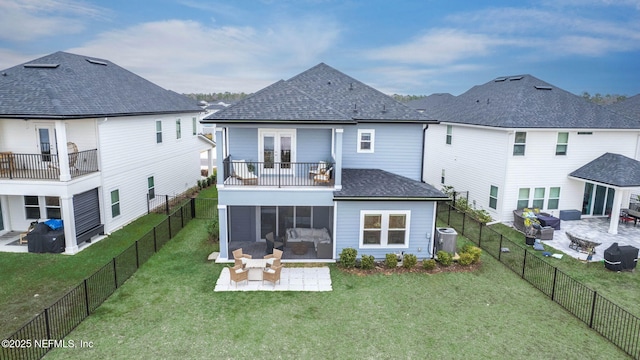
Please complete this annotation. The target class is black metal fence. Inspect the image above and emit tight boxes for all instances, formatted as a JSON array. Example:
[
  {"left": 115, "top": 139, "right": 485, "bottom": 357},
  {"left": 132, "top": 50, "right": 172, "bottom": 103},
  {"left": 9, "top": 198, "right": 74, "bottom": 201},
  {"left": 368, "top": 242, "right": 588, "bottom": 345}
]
[
  {"left": 0, "top": 149, "right": 99, "bottom": 180},
  {"left": 222, "top": 158, "right": 335, "bottom": 187},
  {"left": 1, "top": 198, "right": 218, "bottom": 360},
  {"left": 437, "top": 203, "right": 640, "bottom": 359}
]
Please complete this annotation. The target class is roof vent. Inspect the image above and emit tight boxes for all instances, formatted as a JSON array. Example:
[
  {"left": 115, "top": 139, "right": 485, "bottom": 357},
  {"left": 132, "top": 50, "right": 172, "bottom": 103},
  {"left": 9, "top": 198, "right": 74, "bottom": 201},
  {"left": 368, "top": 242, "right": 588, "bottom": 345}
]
[
  {"left": 349, "top": 82, "right": 354, "bottom": 90},
  {"left": 535, "top": 85, "right": 552, "bottom": 90},
  {"left": 86, "top": 58, "right": 107, "bottom": 66},
  {"left": 381, "top": 104, "right": 387, "bottom": 113},
  {"left": 23, "top": 63, "right": 59, "bottom": 69},
  {"left": 509, "top": 76, "right": 524, "bottom": 81},
  {"left": 494, "top": 77, "right": 507, "bottom": 82},
  {"left": 353, "top": 103, "right": 357, "bottom": 113}
]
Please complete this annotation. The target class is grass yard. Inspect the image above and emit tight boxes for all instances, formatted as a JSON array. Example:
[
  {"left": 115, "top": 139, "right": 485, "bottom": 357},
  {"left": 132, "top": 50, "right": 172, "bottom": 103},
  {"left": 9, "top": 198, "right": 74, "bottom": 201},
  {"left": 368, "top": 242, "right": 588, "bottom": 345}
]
[{"left": 45, "top": 219, "right": 628, "bottom": 360}]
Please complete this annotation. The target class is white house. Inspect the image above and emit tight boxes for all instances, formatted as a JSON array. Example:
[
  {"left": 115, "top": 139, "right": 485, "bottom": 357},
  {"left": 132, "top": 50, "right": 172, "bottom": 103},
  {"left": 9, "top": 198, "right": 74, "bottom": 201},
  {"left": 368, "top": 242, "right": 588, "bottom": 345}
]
[
  {"left": 0, "top": 51, "right": 208, "bottom": 254},
  {"left": 409, "top": 75, "right": 640, "bottom": 234}
]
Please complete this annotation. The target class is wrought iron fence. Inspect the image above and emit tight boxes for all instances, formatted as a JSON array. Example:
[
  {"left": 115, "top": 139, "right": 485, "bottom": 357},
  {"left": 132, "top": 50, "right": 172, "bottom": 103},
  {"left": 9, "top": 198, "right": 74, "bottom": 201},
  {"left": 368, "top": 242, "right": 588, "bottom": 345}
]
[
  {"left": 222, "top": 158, "right": 334, "bottom": 187},
  {"left": 0, "top": 149, "right": 98, "bottom": 180},
  {"left": 0, "top": 199, "right": 219, "bottom": 360},
  {"left": 437, "top": 203, "right": 640, "bottom": 359}
]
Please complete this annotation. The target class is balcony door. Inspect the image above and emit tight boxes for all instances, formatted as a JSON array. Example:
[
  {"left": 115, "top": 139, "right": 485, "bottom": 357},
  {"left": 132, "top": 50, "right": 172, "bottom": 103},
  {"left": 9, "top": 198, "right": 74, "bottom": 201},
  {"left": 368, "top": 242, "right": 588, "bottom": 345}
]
[
  {"left": 35, "top": 124, "right": 56, "bottom": 162},
  {"left": 259, "top": 129, "right": 295, "bottom": 175}
]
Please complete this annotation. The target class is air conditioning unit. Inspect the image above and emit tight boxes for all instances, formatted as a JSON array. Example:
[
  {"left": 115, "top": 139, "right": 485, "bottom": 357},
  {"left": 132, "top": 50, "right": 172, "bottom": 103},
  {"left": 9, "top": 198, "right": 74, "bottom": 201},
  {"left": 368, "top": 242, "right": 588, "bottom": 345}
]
[{"left": 435, "top": 228, "right": 457, "bottom": 255}]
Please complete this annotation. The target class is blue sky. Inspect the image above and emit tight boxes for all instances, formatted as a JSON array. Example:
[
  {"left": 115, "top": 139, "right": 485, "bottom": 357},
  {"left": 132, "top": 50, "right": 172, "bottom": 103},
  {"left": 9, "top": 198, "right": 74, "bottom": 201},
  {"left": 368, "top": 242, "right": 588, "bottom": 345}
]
[{"left": 1, "top": 0, "right": 639, "bottom": 96}]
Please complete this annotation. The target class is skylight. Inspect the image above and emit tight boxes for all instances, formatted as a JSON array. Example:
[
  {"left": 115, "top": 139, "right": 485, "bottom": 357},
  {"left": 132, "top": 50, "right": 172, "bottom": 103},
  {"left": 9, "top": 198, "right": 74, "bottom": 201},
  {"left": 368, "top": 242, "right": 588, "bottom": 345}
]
[
  {"left": 23, "top": 64, "right": 59, "bottom": 69},
  {"left": 509, "top": 76, "right": 524, "bottom": 81},
  {"left": 535, "top": 85, "right": 552, "bottom": 90},
  {"left": 86, "top": 58, "right": 107, "bottom": 66},
  {"left": 494, "top": 77, "right": 507, "bottom": 82}
]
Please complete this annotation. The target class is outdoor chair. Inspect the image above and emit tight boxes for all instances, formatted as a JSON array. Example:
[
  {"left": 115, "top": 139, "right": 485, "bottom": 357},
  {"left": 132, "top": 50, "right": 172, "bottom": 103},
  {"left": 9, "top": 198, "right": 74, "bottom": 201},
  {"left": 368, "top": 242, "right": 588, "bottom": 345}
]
[
  {"left": 313, "top": 167, "right": 332, "bottom": 184},
  {"left": 262, "top": 264, "right": 283, "bottom": 286},
  {"left": 229, "top": 265, "right": 248, "bottom": 287},
  {"left": 309, "top": 161, "right": 327, "bottom": 177},
  {"left": 232, "top": 248, "right": 252, "bottom": 267},
  {"left": 265, "top": 232, "right": 284, "bottom": 253},
  {"left": 231, "top": 159, "right": 258, "bottom": 185}
]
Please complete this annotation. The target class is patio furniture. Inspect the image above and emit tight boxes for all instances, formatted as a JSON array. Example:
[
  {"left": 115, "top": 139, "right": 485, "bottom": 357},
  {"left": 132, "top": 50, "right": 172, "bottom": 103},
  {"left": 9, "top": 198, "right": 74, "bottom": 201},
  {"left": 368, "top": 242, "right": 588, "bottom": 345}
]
[
  {"left": 566, "top": 231, "right": 601, "bottom": 254},
  {"left": 286, "top": 227, "right": 333, "bottom": 258},
  {"left": 313, "top": 167, "right": 332, "bottom": 184},
  {"left": 231, "top": 159, "right": 258, "bottom": 185},
  {"left": 264, "top": 248, "right": 283, "bottom": 261},
  {"left": 291, "top": 242, "right": 308, "bottom": 255},
  {"left": 262, "top": 264, "right": 283, "bottom": 286},
  {"left": 232, "top": 248, "right": 252, "bottom": 266},
  {"left": 604, "top": 243, "right": 638, "bottom": 271},
  {"left": 0, "top": 151, "right": 15, "bottom": 175},
  {"left": 537, "top": 214, "right": 560, "bottom": 230},
  {"left": 244, "top": 258, "right": 268, "bottom": 281},
  {"left": 228, "top": 265, "right": 248, "bottom": 287},
  {"left": 512, "top": 210, "right": 555, "bottom": 240},
  {"left": 309, "top": 161, "right": 327, "bottom": 178},
  {"left": 265, "top": 232, "right": 284, "bottom": 253},
  {"left": 559, "top": 209, "right": 582, "bottom": 221}
]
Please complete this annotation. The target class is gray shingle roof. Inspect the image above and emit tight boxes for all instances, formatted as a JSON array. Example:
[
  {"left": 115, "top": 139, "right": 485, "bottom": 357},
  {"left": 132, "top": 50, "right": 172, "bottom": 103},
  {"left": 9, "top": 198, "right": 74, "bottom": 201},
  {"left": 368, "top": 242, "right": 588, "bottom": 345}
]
[
  {"left": 0, "top": 51, "right": 201, "bottom": 119},
  {"left": 334, "top": 168, "right": 448, "bottom": 200},
  {"left": 608, "top": 94, "right": 640, "bottom": 120},
  {"left": 569, "top": 153, "right": 640, "bottom": 187},
  {"left": 420, "top": 75, "right": 639, "bottom": 129},
  {"left": 406, "top": 93, "right": 455, "bottom": 111},
  {"left": 204, "top": 63, "right": 434, "bottom": 124}
]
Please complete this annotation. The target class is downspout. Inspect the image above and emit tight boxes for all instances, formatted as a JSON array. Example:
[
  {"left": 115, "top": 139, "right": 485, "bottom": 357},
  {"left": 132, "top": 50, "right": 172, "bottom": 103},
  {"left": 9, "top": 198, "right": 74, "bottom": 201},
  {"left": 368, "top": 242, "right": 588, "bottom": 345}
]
[
  {"left": 422, "top": 124, "right": 437, "bottom": 259},
  {"left": 421, "top": 124, "right": 428, "bottom": 183}
]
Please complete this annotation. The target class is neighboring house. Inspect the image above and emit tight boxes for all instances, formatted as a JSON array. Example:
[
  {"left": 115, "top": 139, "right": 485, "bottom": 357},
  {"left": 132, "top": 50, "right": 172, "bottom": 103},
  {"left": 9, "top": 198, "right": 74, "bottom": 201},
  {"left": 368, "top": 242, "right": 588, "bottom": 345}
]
[
  {"left": 202, "top": 63, "right": 447, "bottom": 261},
  {"left": 409, "top": 75, "right": 640, "bottom": 234},
  {"left": 0, "top": 51, "right": 206, "bottom": 254},
  {"left": 608, "top": 94, "right": 640, "bottom": 121}
]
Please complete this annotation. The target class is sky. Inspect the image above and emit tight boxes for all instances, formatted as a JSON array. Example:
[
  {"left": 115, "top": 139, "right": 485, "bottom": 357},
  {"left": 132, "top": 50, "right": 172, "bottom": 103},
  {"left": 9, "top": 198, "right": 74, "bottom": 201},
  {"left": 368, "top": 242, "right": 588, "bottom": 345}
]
[{"left": 1, "top": 0, "right": 639, "bottom": 97}]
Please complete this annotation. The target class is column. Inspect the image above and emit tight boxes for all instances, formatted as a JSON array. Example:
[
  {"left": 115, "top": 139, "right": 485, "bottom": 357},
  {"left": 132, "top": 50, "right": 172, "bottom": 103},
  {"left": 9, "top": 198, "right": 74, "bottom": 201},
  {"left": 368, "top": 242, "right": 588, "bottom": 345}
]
[
  {"left": 55, "top": 121, "right": 71, "bottom": 181},
  {"left": 608, "top": 188, "right": 622, "bottom": 234},
  {"left": 334, "top": 129, "right": 343, "bottom": 189},
  {"left": 61, "top": 195, "right": 79, "bottom": 254},
  {"left": 217, "top": 205, "right": 228, "bottom": 260},
  {"left": 215, "top": 128, "right": 224, "bottom": 187}
]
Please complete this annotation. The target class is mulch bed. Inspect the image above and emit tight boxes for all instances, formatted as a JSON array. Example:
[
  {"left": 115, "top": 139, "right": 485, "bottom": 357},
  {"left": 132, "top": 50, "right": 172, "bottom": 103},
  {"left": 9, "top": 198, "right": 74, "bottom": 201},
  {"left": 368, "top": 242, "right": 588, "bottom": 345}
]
[{"left": 338, "top": 261, "right": 481, "bottom": 276}]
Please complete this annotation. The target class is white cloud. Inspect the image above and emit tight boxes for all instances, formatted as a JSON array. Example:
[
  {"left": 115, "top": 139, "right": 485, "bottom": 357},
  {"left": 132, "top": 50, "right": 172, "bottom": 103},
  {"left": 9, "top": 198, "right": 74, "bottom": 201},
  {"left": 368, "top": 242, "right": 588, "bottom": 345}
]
[
  {"left": 67, "top": 17, "right": 341, "bottom": 93},
  {"left": 0, "top": 0, "right": 108, "bottom": 41}
]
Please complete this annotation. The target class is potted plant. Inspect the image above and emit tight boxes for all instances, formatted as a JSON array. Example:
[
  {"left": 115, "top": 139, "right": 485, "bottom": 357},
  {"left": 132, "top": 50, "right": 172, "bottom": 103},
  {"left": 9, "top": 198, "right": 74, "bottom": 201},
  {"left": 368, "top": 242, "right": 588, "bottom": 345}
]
[{"left": 522, "top": 208, "right": 541, "bottom": 244}]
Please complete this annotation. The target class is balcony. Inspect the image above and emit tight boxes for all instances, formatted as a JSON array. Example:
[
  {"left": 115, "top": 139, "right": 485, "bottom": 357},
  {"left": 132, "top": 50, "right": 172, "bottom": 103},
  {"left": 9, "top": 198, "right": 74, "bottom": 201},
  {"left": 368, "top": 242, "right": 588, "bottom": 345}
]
[
  {"left": 0, "top": 149, "right": 99, "bottom": 180},
  {"left": 222, "top": 157, "right": 334, "bottom": 187}
]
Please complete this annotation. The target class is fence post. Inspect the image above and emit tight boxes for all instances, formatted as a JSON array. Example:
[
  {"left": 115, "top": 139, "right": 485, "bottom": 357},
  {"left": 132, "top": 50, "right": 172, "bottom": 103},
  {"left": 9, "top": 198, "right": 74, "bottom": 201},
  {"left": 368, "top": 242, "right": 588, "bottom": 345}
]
[
  {"left": 522, "top": 248, "right": 527, "bottom": 278},
  {"left": 168, "top": 213, "right": 173, "bottom": 239},
  {"left": 113, "top": 258, "right": 118, "bottom": 289},
  {"left": 447, "top": 204, "right": 451, "bottom": 224},
  {"left": 478, "top": 224, "right": 483, "bottom": 247},
  {"left": 84, "top": 279, "right": 90, "bottom": 316},
  {"left": 181, "top": 205, "right": 185, "bottom": 229},
  {"left": 135, "top": 240, "right": 140, "bottom": 269},
  {"left": 190, "top": 198, "right": 196, "bottom": 219},
  {"left": 461, "top": 212, "right": 466, "bottom": 235},
  {"left": 551, "top": 267, "right": 558, "bottom": 301},
  {"left": 165, "top": 195, "right": 170, "bottom": 215},
  {"left": 44, "top": 308, "right": 52, "bottom": 340},
  {"left": 146, "top": 193, "right": 150, "bottom": 214},
  {"left": 589, "top": 291, "right": 598, "bottom": 328},
  {"left": 153, "top": 227, "right": 157, "bottom": 253},
  {"left": 498, "top": 235, "right": 503, "bottom": 260}
]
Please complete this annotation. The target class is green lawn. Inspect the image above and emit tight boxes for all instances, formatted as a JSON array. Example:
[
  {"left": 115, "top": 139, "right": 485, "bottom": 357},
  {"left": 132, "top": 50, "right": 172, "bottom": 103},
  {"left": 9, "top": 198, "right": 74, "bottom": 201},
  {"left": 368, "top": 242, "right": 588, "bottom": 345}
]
[{"left": 44, "top": 219, "right": 628, "bottom": 360}]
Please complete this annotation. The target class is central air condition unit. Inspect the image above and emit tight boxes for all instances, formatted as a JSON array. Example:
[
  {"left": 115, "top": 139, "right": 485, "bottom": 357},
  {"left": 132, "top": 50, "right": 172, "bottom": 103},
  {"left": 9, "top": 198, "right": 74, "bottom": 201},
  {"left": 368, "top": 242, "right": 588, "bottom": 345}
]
[{"left": 435, "top": 227, "right": 457, "bottom": 255}]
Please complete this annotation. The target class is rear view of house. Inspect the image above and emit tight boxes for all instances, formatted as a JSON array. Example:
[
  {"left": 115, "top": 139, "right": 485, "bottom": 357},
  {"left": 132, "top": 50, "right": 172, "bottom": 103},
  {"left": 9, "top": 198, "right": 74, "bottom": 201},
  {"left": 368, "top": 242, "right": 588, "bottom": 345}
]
[
  {"left": 0, "top": 51, "right": 206, "bottom": 254},
  {"left": 203, "top": 63, "right": 447, "bottom": 261}
]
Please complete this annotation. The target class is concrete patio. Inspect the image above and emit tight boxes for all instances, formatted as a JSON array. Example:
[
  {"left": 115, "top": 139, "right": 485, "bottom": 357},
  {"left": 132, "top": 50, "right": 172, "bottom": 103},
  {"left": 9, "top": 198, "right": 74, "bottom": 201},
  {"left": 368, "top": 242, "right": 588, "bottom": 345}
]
[
  {"left": 214, "top": 266, "right": 332, "bottom": 292},
  {"left": 537, "top": 217, "right": 640, "bottom": 262}
]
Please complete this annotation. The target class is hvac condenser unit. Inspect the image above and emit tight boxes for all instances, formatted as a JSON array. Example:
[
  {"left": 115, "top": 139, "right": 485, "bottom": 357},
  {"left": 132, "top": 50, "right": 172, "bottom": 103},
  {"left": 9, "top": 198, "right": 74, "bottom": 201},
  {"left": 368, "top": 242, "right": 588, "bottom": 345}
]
[{"left": 435, "top": 228, "right": 457, "bottom": 255}]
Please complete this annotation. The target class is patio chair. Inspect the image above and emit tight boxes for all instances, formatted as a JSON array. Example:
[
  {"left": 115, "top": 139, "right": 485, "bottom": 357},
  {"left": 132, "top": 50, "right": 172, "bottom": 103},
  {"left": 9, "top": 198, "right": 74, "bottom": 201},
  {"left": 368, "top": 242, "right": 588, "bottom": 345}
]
[
  {"left": 262, "top": 264, "right": 283, "bottom": 286},
  {"left": 229, "top": 265, "right": 248, "bottom": 287},
  {"left": 232, "top": 248, "right": 252, "bottom": 266},
  {"left": 313, "top": 167, "right": 332, "bottom": 184},
  {"left": 309, "top": 161, "right": 327, "bottom": 177},
  {"left": 265, "top": 232, "right": 284, "bottom": 253},
  {"left": 231, "top": 160, "right": 258, "bottom": 185}
]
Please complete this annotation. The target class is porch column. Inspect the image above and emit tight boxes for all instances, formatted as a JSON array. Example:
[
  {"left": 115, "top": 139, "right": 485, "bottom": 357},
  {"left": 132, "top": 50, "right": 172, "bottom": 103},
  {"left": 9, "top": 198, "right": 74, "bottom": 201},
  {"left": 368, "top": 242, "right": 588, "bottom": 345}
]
[
  {"left": 207, "top": 148, "right": 215, "bottom": 177},
  {"left": 215, "top": 128, "right": 224, "bottom": 187},
  {"left": 334, "top": 129, "right": 343, "bottom": 189},
  {"left": 61, "top": 195, "right": 79, "bottom": 254},
  {"left": 217, "top": 205, "right": 228, "bottom": 260},
  {"left": 608, "top": 188, "right": 623, "bottom": 234},
  {"left": 55, "top": 121, "right": 71, "bottom": 181}
]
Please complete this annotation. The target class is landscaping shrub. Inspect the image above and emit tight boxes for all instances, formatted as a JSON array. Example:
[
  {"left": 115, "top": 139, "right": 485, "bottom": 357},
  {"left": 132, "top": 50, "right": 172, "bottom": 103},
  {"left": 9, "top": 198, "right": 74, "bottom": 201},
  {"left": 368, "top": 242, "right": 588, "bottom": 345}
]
[
  {"left": 207, "top": 217, "right": 219, "bottom": 242},
  {"left": 422, "top": 259, "right": 437, "bottom": 270},
  {"left": 402, "top": 254, "right": 417, "bottom": 268},
  {"left": 360, "top": 255, "right": 375, "bottom": 270},
  {"left": 436, "top": 250, "right": 453, "bottom": 267},
  {"left": 458, "top": 252, "right": 474, "bottom": 266},
  {"left": 460, "top": 244, "right": 482, "bottom": 264},
  {"left": 384, "top": 253, "right": 398, "bottom": 268},
  {"left": 339, "top": 248, "right": 358, "bottom": 268}
]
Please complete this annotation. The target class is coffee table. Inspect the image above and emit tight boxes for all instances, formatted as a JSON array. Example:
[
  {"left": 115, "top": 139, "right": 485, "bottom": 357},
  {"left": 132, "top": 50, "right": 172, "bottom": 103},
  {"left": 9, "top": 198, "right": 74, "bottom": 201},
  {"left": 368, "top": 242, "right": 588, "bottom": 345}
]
[
  {"left": 291, "top": 242, "right": 308, "bottom": 255},
  {"left": 244, "top": 259, "right": 267, "bottom": 281}
]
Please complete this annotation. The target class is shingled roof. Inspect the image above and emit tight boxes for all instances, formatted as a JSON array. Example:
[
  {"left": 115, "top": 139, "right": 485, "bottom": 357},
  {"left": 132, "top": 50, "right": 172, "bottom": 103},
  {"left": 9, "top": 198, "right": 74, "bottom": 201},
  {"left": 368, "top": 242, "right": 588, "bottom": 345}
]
[
  {"left": 0, "top": 51, "right": 201, "bottom": 119},
  {"left": 419, "top": 75, "right": 640, "bottom": 129},
  {"left": 569, "top": 153, "right": 640, "bottom": 188},
  {"left": 334, "top": 169, "right": 448, "bottom": 200},
  {"left": 608, "top": 94, "right": 640, "bottom": 121},
  {"left": 204, "top": 63, "right": 434, "bottom": 124}
]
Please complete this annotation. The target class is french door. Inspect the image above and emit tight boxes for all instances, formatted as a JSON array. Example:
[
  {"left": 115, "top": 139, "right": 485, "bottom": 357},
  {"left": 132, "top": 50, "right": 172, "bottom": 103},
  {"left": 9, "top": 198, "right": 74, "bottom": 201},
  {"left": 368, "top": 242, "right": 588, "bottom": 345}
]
[
  {"left": 36, "top": 124, "right": 56, "bottom": 162},
  {"left": 259, "top": 129, "right": 295, "bottom": 174}
]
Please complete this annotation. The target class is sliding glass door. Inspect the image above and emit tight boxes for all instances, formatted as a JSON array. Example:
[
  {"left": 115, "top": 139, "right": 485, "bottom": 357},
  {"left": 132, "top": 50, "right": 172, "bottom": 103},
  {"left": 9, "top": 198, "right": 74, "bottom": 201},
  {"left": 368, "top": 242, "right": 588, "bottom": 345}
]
[
  {"left": 259, "top": 206, "right": 331, "bottom": 240},
  {"left": 582, "top": 183, "right": 615, "bottom": 216}
]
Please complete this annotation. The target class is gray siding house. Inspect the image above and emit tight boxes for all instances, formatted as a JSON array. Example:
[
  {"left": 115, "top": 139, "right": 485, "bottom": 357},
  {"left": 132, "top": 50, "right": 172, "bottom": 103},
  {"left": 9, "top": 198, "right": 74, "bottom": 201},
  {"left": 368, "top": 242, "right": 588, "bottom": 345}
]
[{"left": 203, "top": 63, "right": 447, "bottom": 261}]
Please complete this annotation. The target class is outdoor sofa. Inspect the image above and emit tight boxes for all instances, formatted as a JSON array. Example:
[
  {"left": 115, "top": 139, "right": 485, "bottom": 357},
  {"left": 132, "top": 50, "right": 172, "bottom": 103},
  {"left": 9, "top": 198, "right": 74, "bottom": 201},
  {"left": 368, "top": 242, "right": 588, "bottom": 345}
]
[
  {"left": 285, "top": 227, "right": 332, "bottom": 258},
  {"left": 513, "top": 210, "right": 555, "bottom": 240}
]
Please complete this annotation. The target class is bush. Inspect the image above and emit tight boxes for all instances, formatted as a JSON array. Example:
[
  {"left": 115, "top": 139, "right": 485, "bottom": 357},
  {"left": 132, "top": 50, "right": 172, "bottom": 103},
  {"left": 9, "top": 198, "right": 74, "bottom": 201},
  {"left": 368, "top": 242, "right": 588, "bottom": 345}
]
[
  {"left": 436, "top": 250, "right": 453, "bottom": 267},
  {"left": 360, "top": 255, "right": 375, "bottom": 270},
  {"left": 402, "top": 254, "right": 417, "bottom": 268},
  {"left": 207, "top": 217, "right": 219, "bottom": 242},
  {"left": 422, "top": 259, "right": 437, "bottom": 270},
  {"left": 460, "top": 244, "right": 482, "bottom": 264},
  {"left": 339, "top": 248, "right": 358, "bottom": 268},
  {"left": 384, "top": 253, "right": 398, "bottom": 268},
  {"left": 458, "top": 252, "right": 474, "bottom": 266}
]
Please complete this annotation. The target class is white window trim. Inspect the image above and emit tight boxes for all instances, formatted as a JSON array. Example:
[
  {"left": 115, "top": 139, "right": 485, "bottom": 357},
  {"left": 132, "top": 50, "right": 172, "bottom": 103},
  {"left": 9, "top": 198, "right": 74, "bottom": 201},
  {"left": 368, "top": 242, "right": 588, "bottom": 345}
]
[
  {"left": 110, "top": 189, "right": 121, "bottom": 218},
  {"left": 176, "top": 118, "right": 182, "bottom": 140},
  {"left": 359, "top": 210, "right": 410, "bottom": 248},
  {"left": 357, "top": 129, "right": 375, "bottom": 153},
  {"left": 192, "top": 117, "right": 197, "bottom": 136},
  {"left": 155, "top": 120, "right": 162, "bottom": 144}
]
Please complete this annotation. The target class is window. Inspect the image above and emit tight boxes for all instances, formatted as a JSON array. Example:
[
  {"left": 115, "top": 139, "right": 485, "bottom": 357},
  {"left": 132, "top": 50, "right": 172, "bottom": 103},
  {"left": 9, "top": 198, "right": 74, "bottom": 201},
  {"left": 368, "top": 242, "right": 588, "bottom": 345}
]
[
  {"left": 360, "top": 210, "right": 410, "bottom": 247},
  {"left": 441, "top": 169, "right": 445, "bottom": 184},
  {"left": 446, "top": 125, "right": 452, "bottom": 145},
  {"left": 147, "top": 176, "right": 155, "bottom": 200},
  {"left": 513, "top": 132, "right": 526, "bottom": 156},
  {"left": 24, "top": 196, "right": 40, "bottom": 219},
  {"left": 517, "top": 188, "right": 530, "bottom": 209},
  {"left": 556, "top": 132, "right": 568, "bottom": 155},
  {"left": 111, "top": 190, "right": 120, "bottom": 218},
  {"left": 489, "top": 186, "right": 498, "bottom": 210},
  {"left": 176, "top": 119, "right": 182, "bottom": 139},
  {"left": 548, "top": 187, "right": 560, "bottom": 209},
  {"left": 533, "top": 187, "right": 545, "bottom": 209},
  {"left": 156, "top": 120, "right": 162, "bottom": 143},
  {"left": 45, "top": 196, "right": 61, "bottom": 219},
  {"left": 357, "top": 129, "right": 375, "bottom": 153},
  {"left": 192, "top": 117, "right": 197, "bottom": 136}
]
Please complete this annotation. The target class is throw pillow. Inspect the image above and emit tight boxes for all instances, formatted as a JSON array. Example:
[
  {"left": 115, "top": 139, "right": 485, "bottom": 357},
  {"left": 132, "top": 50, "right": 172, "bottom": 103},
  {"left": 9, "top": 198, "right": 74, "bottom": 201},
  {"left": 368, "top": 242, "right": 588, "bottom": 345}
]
[
  {"left": 266, "top": 258, "right": 275, "bottom": 265},
  {"left": 234, "top": 268, "right": 244, "bottom": 274},
  {"left": 265, "top": 268, "right": 276, "bottom": 274},
  {"left": 241, "top": 258, "right": 248, "bottom": 265}
]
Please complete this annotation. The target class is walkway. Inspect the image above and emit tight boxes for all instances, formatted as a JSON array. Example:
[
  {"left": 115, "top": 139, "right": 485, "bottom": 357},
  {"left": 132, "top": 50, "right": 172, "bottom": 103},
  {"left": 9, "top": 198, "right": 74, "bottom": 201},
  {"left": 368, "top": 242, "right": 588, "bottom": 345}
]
[
  {"left": 214, "top": 266, "right": 332, "bottom": 292},
  {"left": 541, "top": 217, "right": 640, "bottom": 262}
]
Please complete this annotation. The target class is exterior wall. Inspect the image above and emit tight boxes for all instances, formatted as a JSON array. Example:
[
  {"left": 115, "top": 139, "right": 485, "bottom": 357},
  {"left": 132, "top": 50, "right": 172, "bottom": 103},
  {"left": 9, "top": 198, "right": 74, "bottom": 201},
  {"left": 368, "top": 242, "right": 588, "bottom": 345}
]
[
  {"left": 342, "top": 123, "right": 423, "bottom": 180},
  {"left": 228, "top": 128, "right": 258, "bottom": 160},
  {"left": 0, "top": 118, "right": 98, "bottom": 155},
  {"left": 424, "top": 124, "right": 509, "bottom": 220},
  {"left": 98, "top": 113, "right": 202, "bottom": 233},
  {"left": 334, "top": 200, "right": 436, "bottom": 260},
  {"left": 219, "top": 188, "right": 334, "bottom": 206}
]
